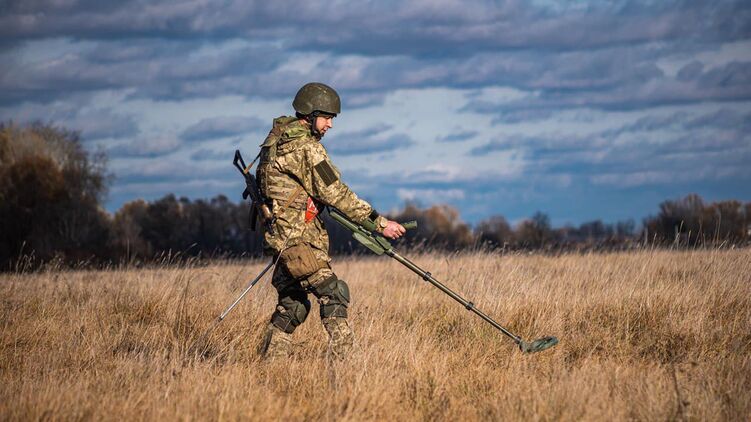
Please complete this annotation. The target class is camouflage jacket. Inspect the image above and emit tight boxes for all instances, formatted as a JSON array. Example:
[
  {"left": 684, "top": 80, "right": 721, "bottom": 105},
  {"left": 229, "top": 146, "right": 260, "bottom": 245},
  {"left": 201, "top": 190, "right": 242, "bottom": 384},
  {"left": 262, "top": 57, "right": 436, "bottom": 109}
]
[{"left": 256, "top": 116, "right": 385, "bottom": 263}]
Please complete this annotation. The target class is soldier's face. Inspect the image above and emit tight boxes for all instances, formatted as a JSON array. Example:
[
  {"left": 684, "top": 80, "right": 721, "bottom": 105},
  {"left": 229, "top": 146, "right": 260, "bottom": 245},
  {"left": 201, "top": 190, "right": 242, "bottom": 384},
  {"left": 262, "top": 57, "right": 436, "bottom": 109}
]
[{"left": 315, "top": 116, "right": 333, "bottom": 136}]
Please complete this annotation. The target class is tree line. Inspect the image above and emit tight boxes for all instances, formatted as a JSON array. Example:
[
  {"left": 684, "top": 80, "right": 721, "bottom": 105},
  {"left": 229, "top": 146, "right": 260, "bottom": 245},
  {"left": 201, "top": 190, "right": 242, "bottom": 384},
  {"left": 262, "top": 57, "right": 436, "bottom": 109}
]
[{"left": 1, "top": 123, "right": 749, "bottom": 270}]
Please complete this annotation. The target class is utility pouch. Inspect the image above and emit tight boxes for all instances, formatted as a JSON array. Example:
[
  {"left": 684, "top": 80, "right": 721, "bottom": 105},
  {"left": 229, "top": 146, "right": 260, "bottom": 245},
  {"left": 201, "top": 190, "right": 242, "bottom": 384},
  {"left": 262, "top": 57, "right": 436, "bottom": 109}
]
[{"left": 280, "top": 243, "right": 324, "bottom": 279}]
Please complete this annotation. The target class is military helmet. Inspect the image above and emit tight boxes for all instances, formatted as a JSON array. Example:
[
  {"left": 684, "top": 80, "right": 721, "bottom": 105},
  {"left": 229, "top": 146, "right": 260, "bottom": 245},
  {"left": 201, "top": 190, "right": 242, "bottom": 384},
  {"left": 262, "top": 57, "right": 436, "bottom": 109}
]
[{"left": 293, "top": 82, "right": 341, "bottom": 116}]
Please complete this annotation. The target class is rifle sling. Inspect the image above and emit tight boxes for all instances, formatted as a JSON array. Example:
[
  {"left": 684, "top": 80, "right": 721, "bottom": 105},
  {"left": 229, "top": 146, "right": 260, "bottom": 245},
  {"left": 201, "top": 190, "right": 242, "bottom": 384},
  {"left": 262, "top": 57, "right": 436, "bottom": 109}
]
[{"left": 279, "top": 184, "right": 306, "bottom": 211}]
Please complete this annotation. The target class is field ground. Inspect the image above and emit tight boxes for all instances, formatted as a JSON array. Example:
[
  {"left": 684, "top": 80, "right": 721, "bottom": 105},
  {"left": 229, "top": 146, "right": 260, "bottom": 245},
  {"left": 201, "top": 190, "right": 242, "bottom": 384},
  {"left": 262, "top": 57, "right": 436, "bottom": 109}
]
[{"left": 1, "top": 250, "right": 750, "bottom": 421}]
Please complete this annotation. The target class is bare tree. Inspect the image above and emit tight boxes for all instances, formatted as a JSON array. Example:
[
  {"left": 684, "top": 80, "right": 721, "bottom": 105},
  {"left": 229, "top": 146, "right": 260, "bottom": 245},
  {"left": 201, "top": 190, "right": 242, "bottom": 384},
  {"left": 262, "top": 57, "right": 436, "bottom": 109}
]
[{"left": 475, "top": 215, "right": 514, "bottom": 248}]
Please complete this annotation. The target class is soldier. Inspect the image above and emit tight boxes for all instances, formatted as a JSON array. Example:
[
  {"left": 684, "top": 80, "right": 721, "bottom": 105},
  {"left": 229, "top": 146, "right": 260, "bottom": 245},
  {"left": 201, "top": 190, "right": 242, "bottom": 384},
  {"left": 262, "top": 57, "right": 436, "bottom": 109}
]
[{"left": 257, "top": 82, "right": 406, "bottom": 360}]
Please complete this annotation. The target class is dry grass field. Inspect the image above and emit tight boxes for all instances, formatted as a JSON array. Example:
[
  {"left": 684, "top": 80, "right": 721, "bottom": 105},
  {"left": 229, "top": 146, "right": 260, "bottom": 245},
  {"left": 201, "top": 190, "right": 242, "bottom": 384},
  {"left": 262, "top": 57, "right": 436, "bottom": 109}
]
[{"left": 1, "top": 249, "right": 750, "bottom": 421}]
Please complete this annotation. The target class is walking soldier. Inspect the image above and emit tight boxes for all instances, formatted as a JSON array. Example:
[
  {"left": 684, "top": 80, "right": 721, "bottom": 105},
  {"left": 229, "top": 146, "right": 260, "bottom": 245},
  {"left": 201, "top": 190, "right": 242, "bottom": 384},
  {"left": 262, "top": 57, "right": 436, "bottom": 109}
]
[{"left": 256, "top": 82, "right": 405, "bottom": 359}]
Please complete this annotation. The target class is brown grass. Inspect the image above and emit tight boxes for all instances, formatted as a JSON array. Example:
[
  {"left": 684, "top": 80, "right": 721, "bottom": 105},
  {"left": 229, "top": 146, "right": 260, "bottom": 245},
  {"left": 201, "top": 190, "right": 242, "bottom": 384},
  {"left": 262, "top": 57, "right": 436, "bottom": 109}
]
[{"left": 1, "top": 250, "right": 750, "bottom": 421}]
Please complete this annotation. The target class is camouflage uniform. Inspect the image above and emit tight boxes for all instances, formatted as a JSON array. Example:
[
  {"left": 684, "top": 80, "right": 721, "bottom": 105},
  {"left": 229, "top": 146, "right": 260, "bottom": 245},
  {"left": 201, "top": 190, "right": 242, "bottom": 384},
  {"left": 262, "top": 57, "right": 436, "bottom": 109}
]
[{"left": 257, "top": 116, "right": 387, "bottom": 360}]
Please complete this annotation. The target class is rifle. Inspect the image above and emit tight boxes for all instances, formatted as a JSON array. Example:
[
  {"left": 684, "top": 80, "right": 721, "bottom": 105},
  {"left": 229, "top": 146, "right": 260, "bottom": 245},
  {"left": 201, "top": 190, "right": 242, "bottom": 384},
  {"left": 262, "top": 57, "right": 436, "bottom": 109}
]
[
  {"left": 327, "top": 208, "right": 558, "bottom": 354},
  {"left": 189, "top": 150, "right": 282, "bottom": 357},
  {"left": 233, "top": 150, "right": 273, "bottom": 232}
]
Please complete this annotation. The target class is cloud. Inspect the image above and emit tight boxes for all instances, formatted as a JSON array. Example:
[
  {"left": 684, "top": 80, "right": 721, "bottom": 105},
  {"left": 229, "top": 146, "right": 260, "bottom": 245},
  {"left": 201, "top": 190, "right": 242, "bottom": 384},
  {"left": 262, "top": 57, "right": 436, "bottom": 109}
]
[
  {"left": 3, "top": 2, "right": 750, "bottom": 110},
  {"left": 677, "top": 61, "right": 705, "bottom": 81},
  {"left": 0, "top": 38, "right": 286, "bottom": 105},
  {"left": 469, "top": 140, "right": 512, "bottom": 156},
  {"left": 684, "top": 108, "right": 751, "bottom": 130},
  {"left": 465, "top": 122, "right": 751, "bottom": 190},
  {"left": 491, "top": 109, "right": 554, "bottom": 124},
  {"left": 346, "top": 162, "right": 522, "bottom": 192},
  {"left": 328, "top": 133, "right": 415, "bottom": 156},
  {"left": 397, "top": 188, "right": 466, "bottom": 203},
  {"left": 107, "top": 136, "right": 181, "bottom": 158},
  {"left": 114, "top": 157, "right": 228, "bottom": 184},
  {"left": 2, "top": 0, "right": 750, "bottom": 224},
  {"left": 435, "top": 130, "right": 478, "bottom": 143},
  {"left": 603, "top": 111, "right": 690, "bottom": 137},
  {"left": 590, "top": 163, "right": 751, "bottom": 188},
  {"left": 652, "top": 130, "right": 750, "bottom": 157},
  {"left": 6, "top": 0, "right": 749, "bottom": 52},
  {"left": 190, "top": 148, "right": 235, "bottom": 161},
  {"left": 180, "top": 116, "right": 265, "bottom": 142},
  {"left": 469, "top": 134, "right": 609, "bottom": 161},
  {"left": 463, "top": 58, "right": 751, "bottom": 117},
  {"left": 0, "top": 101, "right": 140, "bottom": 140},
  {"left": 343, "top": 92, "right": 388, "bottom": 109},
  {"left": 325, "top": 125, "right": 416, "bottom": 155},
  {"left": 603, "top": 108, "right": 751, "bottom": 137},
  {"left": 72, "top": 109, "right": 140, "bottom": 140}
]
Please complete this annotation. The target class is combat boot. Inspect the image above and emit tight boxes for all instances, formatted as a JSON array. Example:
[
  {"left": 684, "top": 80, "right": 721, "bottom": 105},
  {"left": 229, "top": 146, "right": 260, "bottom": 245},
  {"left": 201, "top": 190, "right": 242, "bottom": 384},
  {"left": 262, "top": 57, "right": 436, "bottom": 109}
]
[
  {"left": 260, "top": 323, "right": 293, "bottom": 359},
  {"left": 321, "top": 317, "right": 354, "bottom": 360}
]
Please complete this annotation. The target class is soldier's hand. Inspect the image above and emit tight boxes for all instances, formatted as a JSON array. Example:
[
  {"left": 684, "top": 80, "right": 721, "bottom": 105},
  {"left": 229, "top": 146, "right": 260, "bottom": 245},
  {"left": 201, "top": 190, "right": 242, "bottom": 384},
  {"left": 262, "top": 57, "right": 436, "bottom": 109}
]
[{"left": 383, "top": 220, "right": 406, "bottom": 239}]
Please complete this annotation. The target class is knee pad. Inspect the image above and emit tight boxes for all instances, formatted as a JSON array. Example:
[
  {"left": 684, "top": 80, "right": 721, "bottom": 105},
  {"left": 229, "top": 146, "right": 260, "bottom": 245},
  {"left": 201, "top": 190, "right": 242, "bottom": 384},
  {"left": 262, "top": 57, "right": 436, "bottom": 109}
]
[
  {"left": 315, "top": 277, "right": 350, "bottom": 319},
  {"left": 271, "top": 295, "right": 311, "bottom": 334}
]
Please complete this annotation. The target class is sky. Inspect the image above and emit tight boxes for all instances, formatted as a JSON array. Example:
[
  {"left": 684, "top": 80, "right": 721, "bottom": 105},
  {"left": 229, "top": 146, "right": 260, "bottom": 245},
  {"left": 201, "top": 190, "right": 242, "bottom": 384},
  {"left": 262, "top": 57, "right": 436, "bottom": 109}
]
[{"left": 1, "top": 0, "right": 750, "bottom": 226}]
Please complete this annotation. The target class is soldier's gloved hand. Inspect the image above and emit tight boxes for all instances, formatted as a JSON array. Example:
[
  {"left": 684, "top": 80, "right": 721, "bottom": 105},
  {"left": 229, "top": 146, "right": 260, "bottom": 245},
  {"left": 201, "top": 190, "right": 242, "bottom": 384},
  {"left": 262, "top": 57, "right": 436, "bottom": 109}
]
[{"left": 382, "top": 220, "right": 406, "bottom": 239}]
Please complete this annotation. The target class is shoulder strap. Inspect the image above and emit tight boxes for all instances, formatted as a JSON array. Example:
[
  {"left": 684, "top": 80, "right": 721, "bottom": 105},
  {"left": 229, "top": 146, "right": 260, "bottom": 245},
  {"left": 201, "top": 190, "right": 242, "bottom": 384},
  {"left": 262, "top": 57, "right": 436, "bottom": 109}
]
[
  {"left": 279, "top": 184, "right": 306, "bottom": 211},
  {"left": 257, "top": 117, "right": 309, "bottom": 210}
]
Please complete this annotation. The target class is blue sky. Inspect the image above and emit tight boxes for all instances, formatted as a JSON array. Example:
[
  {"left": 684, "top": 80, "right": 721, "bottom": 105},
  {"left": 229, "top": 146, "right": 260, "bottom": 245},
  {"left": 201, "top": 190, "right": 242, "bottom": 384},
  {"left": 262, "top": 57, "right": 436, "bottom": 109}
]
[{"left": 1, "top": 0, "right": 750, "bottom": 226}]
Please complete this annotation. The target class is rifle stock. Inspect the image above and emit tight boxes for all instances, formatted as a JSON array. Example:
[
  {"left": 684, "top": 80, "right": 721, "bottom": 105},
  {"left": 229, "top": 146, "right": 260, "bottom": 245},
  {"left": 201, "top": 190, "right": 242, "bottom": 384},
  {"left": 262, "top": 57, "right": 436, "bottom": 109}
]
[{"left": 233, "top": 150, "right": 273, "bottom": 231}]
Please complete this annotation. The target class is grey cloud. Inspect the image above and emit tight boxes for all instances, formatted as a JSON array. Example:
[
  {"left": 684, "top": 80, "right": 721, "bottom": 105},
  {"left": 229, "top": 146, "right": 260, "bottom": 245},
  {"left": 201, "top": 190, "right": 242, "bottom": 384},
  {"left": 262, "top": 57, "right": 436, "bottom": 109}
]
[
  {"left": 333, "top": 44, "right": 680, "bottom": 107},
  {"left": 466, "top": 123, "right": 751, "bottom": 189},
  {"left": 624, "top": 112, "right": 690, "bottom": 132},
  {"left": 491, "top": 109, "right": 554, "bottom": 124},
  {"left": 652, "top": 130, "right": 751, "bottom": 157},
  {"left": 289, "top": 1, "right": 751, "bottom": 57},
  {"left": 86, "top": 40, "right": 196, "bottom": 64},
  {"left": 697, "top": 61, "right": 751, "bottom": 89},
  {"left": 469, "top": 139, "right": 513, "bottom": 156},
  {"left": 435, "top": 130, "right": 478, "bottom": 143},
  {"left": 106, "top": 136, "right": 181, "bottom": 158},
  {"left": 326, "top": 126, "right": 414, "bottom": 155},
  {"left": 602, "top": 108, "right": 751, "bottom": 138},
  {"left": 3, "top": 1, "right": 749, "bottom": 56},
  {"left": 684, "top": 108, "right": 751, "bottom": 130},
  {"left": 190, "top": 148, "right": 234, "bottom": 161},
  {"left": 328, "top": 125, "right": 394, "bottom": 141},
  {"left": 327, "top": 134, "right": 415, "bottom": 156},
  {"left": 590, "top": 169, "right": 716, "bottom": 188},
  {"left": 465, "top": 60, "right": 751, "bottom": 115},
  {"left": 2, "top": 0, "right": 750, "bottom": 200},
  {"left": 180, "top": 116, "right": 265, "bottom": 142},
  {"left": 0, "top": 39, "right": 285, "bottom": 105},
  {"left": 470, "top": 134, "right": 607, "bottom": 158},
  {"left": 73, "top": 109, "right": 140, "bottom": 140},
  {"left": 603, "top": 111, "right": 690, "bottom": 137},
  {"left": 114, "top": 157, "right": 227, "bottom": 185},
  {"left": 461, "top": 100, "right": 498, "bottom": 114},
  {"left": 343, "top": 92, "right": 388, "bottom": 109},
  {"left": 8, "top": 0, "right": 748, "bottom": 221},
  {"left": 677, "top": 61, "right": 704, "bottom": 81},
  {"left": 0, "top": 102, "right": 139, "bottom": 140},
  {"left": 4, "top": 17, "right": 749, "bottom": 112}
]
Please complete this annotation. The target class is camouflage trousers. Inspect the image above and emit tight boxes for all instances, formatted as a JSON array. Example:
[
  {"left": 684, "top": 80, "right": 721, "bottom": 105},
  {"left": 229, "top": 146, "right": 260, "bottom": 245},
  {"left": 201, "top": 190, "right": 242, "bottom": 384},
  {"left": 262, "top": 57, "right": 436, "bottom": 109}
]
[{"left": 261, "top": 263, "right": 354, "bottom": 360}]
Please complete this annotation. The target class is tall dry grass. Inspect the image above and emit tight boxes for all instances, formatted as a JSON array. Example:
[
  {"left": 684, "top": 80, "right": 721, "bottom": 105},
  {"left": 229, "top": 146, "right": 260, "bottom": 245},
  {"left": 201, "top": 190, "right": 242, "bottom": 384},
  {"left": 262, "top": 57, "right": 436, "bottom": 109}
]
[{"left": 1, "top": 250, "right": 750, "bottom": 421}]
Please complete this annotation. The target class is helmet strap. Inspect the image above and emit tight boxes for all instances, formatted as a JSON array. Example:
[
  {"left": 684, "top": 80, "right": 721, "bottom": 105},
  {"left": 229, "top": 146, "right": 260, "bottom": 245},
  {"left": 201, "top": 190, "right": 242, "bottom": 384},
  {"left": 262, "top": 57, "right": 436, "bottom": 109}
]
[{"left": 307, "top": 111, "right": 321, "bottom": 137}]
